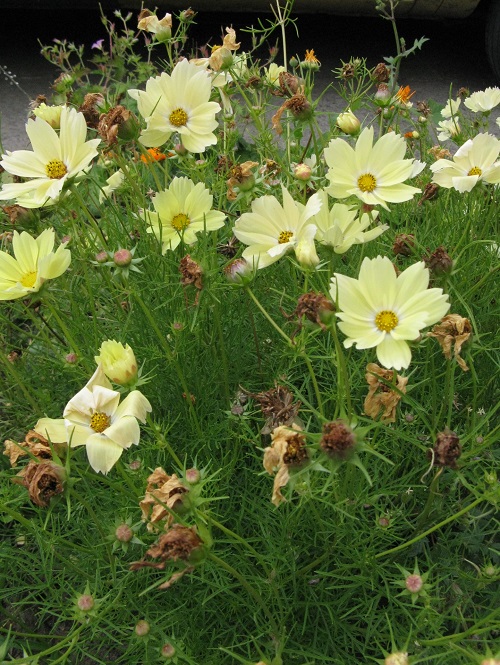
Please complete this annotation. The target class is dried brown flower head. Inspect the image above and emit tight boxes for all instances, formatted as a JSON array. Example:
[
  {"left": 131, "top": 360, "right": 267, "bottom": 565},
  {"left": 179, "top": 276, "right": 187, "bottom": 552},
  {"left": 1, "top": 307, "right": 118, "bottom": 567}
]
[
  {"left": 424, "top": 246, "right": 453, "bottom": 275},
  {"left": 226, "top": 161, "right": 258, "bottom": 200},
  {"left": 78, "top": 93, "right": 105, "bottom": 129},
  {"left": 263, "top": 424, "right": 308, "bottom": 506},
  {"left": 428, "top": 145, "right": 452, "bottom": 160},
  {"left": 2, "top": 204, "right": 31, "bottom": 225},
  {"left": 272, "top": 93, "right": 311, "bottom": 134},
  {"left": 320, "top": 420, "right": 356, "bottom": 459},
  {"left": 285, "top": 291, "right": 334, "bottom": 338},
  {"left": 98, "top": 106, "right": 135, "bottom": 145},
  {"left": 372, "top": 62, "right": 390, "bottom": 83},
  {"left": 418, "top": 182, "right": 440, "bottom": 206},
  {"left": 364, "top": 363, "right": 408, "bottom": 423},
  {"left": 392, "top": 233, "right": 415, "bottom": 257},
  {"left": 140, "top": 468, "right": 189, "bottom": 530},
  {"left": 131, "top": 525, "right": 203, "bottom": 569},
  {"left": 427, "top": 314, "right": 472, "bottom": 372},
  {"left": 341, "top": 62, "right": 356, "bottom": 79},
  {"left": 271, "top": 71, "right": 301, "bottom": 97},
  {"left": 179, "top": 255, "right": 203, "bottom": 305},
  {"left": 3, "top": 430, "right": 63, "bottom": 467},
  {"left": 14, "top": 460, "right": 65, "bottom": 507},
  {"left": 416, "top": 100, "right": 431, "bottom": 116},
  {"left": 430, "top": 428, "right": 461, "bottom": 469},
  {"left": 244, "top": 383, "right": 301, "bottom": 435}
]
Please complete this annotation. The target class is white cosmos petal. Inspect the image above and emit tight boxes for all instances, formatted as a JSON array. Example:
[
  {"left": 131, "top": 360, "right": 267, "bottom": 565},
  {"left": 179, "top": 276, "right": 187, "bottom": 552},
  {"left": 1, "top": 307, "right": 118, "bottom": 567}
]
[
  {"left": 85, "top": 435, "right": 124, "bottom": 474},
  {"left": 376, "top": 336, "right": 412, "bottom": 370},
  {"left": 34, "top": 418, "right": 68, "bottom": 443}
]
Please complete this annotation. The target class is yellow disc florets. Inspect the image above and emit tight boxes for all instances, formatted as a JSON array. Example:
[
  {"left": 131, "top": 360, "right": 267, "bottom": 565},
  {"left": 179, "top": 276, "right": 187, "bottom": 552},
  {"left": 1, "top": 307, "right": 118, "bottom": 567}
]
[
  {"left": 375, "top": 310, "right": 399, "bottom": 332},
  {"left": 278, "top": 230, "right": 294, "bottom": 244},
  {"left": 358, "top": 173, "right": 377, "bottom": 192},
  {"left": 467, "top": 166, "right": 482, "bottom": 176},
  {"left": 45, "top": 159, "right": 67, "bottom": 179},
  {"left": 171, "top": 213, "right": 191, "bottom": 231},
  {"left": 90, "top": 411, "right": 111, "bottom": 433},
  {"left": 169, "top": 108, "right": 188, "bottom": 127},
  {"left": 20, "top": 271, "right": 37, "bottom": 288}
]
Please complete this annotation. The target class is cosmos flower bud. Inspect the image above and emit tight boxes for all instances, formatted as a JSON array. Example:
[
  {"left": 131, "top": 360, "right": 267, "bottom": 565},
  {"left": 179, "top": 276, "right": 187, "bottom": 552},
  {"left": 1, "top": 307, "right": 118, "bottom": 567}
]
[
  {"left": 135, "top": 620, "right": 150, "bottom": 636},
  {"left": 113, "top": 249, "right": 133, "bottom": 267},
  {"left": 336, "top": 109, "right": 361, "bottom": 135},
  {"left": 95, "top": 340, "right": 138, "bottom": 386},
  {"left": 294, "top": 163, "right": 312, "bottom": 181},
  {"left": 385, "top": 653, "right": 409, "bottom": 665}
]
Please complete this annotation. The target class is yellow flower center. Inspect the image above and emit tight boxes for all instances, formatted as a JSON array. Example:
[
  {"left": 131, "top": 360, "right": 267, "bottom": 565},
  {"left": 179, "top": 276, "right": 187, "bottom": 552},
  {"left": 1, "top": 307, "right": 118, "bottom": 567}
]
[
  {"left": 278, "top": 230, "right": 294, "bottom": 244},
  {"left": 171, "top": 213, "right": 191, "bottom": 231},
  {"left": 169, "top": 108, "right": 188, "bottom": 127},
  {"left": 358, "top": 173, "right": 377, "bottom": 192},
  {"left": 45, "top": 159, "right": 67, "bottom": 179},
  {"left": 467, "top": 166, "right": 482, "bottom": 176},
  {"left": 375, "top": 310, "right": 399, "bottom": 332},
  {"left": 20, "top": 271, "right": 37, "bottom": 288},
  {"left": 90, "top": 411, "right": 111, "bottom": 433}
]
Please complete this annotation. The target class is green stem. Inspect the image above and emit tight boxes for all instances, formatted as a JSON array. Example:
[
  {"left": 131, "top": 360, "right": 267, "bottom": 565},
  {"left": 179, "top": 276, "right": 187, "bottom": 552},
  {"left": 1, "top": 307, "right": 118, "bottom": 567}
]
[
  {"left": 329, "top": 321, "right": 353, "bottom": 418},
  {"left": 4, "top": 625, "right": 85, "bottom": 663},
  {"left": 69, "top": 185, "right": 108, "bottom": 248},
  {"left": 207, "top": 552, "right": 280, "bottom": 636},
  {"left": 245, "top": 286, "right": 292, "bottom": 345},
  {"left": 44, "top": 299, "right": 86, "bottom": 364},
  {"left": 375, "top": 496, "right": 484, "bottom": 559},
  {"left": 414, "top": 467, "right": 443, "bottom": 533},
  {"left": 146, "top": 414, "right": 183, "bottom": 468},
  {"left": 133, "top": 290, "right": 202, "bottom": 437},
  {"left": 302, "top": 352, "right": 324, "bottom": 417},
  {"left": 0, "top": 351, "right": 42, "bottom": 414}
]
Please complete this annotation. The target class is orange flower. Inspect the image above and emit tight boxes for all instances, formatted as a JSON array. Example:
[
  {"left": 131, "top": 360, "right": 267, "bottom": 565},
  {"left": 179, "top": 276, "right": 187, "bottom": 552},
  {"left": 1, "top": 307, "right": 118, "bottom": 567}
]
[
  {"left": 140, "top": 147, "right": 167, "bottom": 163},
  {"left": 395, "top": 85, "right": 416, "bottom": 105},
  {"left": 304, "top": 49, "right": 320, "bottom": 65}
]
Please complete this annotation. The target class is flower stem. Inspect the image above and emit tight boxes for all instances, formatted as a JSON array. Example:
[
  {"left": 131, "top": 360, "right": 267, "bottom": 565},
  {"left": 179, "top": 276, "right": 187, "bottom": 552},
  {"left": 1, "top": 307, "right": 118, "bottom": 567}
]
[{"left": 375, "top": 495, "right": 484, "bottom": 559}]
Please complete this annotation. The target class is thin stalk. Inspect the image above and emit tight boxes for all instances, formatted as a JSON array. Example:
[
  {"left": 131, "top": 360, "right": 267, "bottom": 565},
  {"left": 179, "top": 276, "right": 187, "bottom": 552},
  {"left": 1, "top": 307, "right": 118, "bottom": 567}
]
[
  {"left": 146, "top": 413, "right": 183, "bottom": 468},
  {"left": 4, "top": 625, "right": 85, "bottom": 664},
  {"left": 375, "top": 496, "right": 484, "bottom": 559},
  {"left": 0, "top": 351, "right": 42, "bottom": 414},
  {"left": 207, "top": 552, "right": 280, "bottom": 636},
  {"left": 413, "top": 467, "right": 443, "bottom": 533}
]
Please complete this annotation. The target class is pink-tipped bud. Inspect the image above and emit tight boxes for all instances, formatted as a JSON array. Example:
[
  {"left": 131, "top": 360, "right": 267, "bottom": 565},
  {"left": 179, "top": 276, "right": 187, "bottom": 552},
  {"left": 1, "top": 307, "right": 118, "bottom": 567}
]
[
  {"left": 405, "top": 574, "right": 423, "bottom": 593},
  {"left": 65, "top": 353, "right": 78, "bottom": 364},
  {"left": 161, "top": 643, "right": 176, "bottom": 658},
  {"left": 115, "top": 524, "right": 134, "bottom": 543},
  {"left": 113, "top": 249, "right": 133, "bottom": 267},
  {"left": 135, "top": 620, "right": 150, "bottom": 636},
  {"left": 185, "top": 468, "right": 201, "bottom": 484},
  {"left": 294, "top": 163, "right": 312, "bottom": 181},
  {"left": 77, "top": 595, "right": 94, "bottom": 612},
  {"left": 95, "top": 251, "right": 109, "bottom": 264},
  {"left": 385, "top": 653, "right": 409, "bottom": 665}
]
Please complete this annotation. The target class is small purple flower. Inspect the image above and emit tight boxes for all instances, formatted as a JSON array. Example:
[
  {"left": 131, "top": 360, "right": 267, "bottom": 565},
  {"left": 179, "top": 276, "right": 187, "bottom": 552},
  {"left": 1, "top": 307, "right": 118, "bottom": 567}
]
[{"left": 91, "top": 39, "right": 104, "bottom": 50}]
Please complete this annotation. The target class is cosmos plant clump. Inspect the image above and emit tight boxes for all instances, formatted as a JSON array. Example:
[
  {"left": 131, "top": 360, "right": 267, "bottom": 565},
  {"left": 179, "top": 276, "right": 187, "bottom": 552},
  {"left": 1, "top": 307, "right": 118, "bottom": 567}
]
[{"left": 0, "top": 1, "right": 498, "bottom": 664}]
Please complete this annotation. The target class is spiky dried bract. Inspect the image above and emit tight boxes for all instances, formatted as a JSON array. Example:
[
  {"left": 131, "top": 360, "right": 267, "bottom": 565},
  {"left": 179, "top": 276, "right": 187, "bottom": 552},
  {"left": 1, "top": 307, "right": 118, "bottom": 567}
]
[
  {"left": 364, "top": 363, "right": 408, "bottom": 423},
  {"left": 130, "top": 525, "right": 203, "bottom": 571},
  {"left": 244, "top": 383, "right": 301, "bottom": 434},
  {"left": 319, "top": 420, "right": 356, "bottom": 459},
  {"left": 427, "top": 314, "right": 472, "bottom": 371}
]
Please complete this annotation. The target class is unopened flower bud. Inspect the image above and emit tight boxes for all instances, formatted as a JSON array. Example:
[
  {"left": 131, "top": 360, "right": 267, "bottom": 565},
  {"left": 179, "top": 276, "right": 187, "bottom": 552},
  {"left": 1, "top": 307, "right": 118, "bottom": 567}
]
[
  {"left": 95, "top": 339, "right": 138, "bottom": 386},
  {"left": 95, "top": 251, "right": 109, "bottom": 264},
  {"left": 179, "top": 8, "right": 196, "bottom": 22},
  {"left": 135, "top": 620, "right": 150, "bottom": 636},
  {"left": 375, "top": 83, "right": 391, "bottom": 104},
  {"left": 385, "top": 653, "right": 409, "bottom": 665},
  {"left": 430, "top": 427, "right": 461, "bottom": 469},
  {"left": 418, "top": 115, "right": 427, "bottom": 123},
  {"left": 65, "top": 352, "right": 78, "bottom": 364},
  {"left": 223, "top": 258, "right": 252, "bottom": 284},
  {"left": 115, "top": 524, "right": 134, "bottom": 542},
  {"left": 113, "top": 249, "right": 133, "bottom": 267},
  {"left": 77, "top": 594, "right": 94, "bottom": 612},
  {"left": 161, "top": 643, "right": 176, "bottom": 658},
  {"left": 294, "top": 163, "right": 312, "bottom": 181},
  {"left": 424, "top": 246, "right": 453, "bottom": 275},
  {"left": 336, "top": 109, "right": 360, "bottom": 135},
  {"left": 174, "top": 142, "right": 188, "bottom": 156},
  {"left": 185, "top": 468, "right": 201, "bottom": 484},
  {"left": 405, "top": 573, "right": 423, "bottom": 593},
  {"left": 289, "top": 56, "right": 299, "bottom": 68}
]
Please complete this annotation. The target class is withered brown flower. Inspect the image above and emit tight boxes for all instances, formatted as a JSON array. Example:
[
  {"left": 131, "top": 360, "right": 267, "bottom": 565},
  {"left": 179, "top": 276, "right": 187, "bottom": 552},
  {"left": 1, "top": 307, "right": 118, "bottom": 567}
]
[
  {"left": 319, "top": 420, "right": 356, "bottom": 459},
  {"left": 364, "top": 363, "right": 408, "bottom": 423},
  {"left": 392, "top": 233, "right": 415, "bottom": 257},
  {"left": 14, "top": 460, "right": 65, "bottom": 507},
  {"left": 179, "top": 254, "right": 203, "bottom": 290},
  {"left": 272, "top": 93, "right": 311, "bottom": 135},
  {"left": 430, "top": 428, "right": 461, "bottom": 469},
  {"left": 418, "top": 182, "right": 440, "bottom": 206},
  {"left": 78, "top": 93, "right": 105, "bottom": 129},
  {"left": 243, "top": 383, "right": 301, "bottom": 435},
  {"left": 98, "top": 106, "right": 135, "bottom": 145},
  {"left": 226, "top": 161, "right": 258, "bottom": 201},
  {"left": 263, "top": 424, "right": 308, "bottom": 506},
  {"left": 423, "top": 246, "right": 453, "bottom": 275},
  {"left": 140, "top": 468, "right": 189, "bottom": 530},
  {"left": 271, "top": 71, "right": 301, "bottom": 97},
  {"left": 372, "top": 62, "right": 390, "bottom": 83},
  {"left": 427, "top": 314, "right": 472, "bottom": 371},
  {"left": 130, "top": 524, "right": 203, "bottom": 581},
  {"left": 286, "top": 291, "right": 334, "bottom": 338},
  {"left": 3, "top": 430, "right": 60, "bottom": 467}
]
